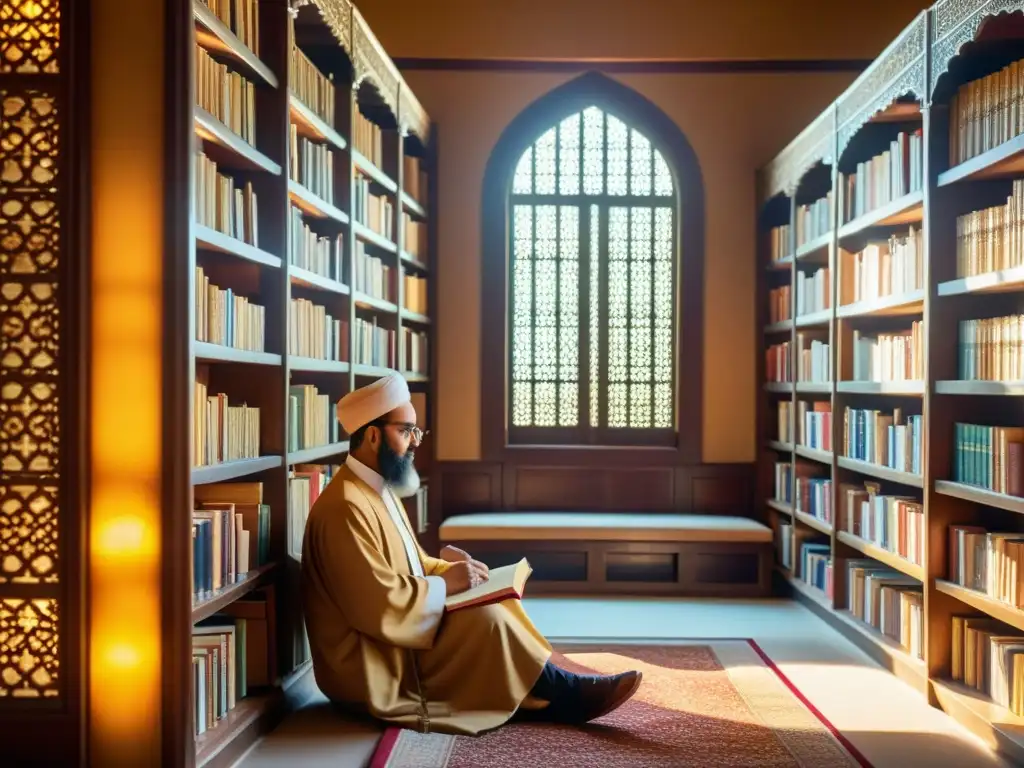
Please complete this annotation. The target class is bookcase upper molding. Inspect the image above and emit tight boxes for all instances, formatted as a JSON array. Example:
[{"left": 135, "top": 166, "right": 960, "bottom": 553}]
[
  {"left": 836, "top": 12, "right": 927, "bottom": 156},
  {"left": 930, "top": 0, "right": 1024, "bottom": 97},
  {"left": 761, "top": 105, "right": 834, "bottom": 202},
  {"left": 304, "top": 0, "right": 432, "bottom": 141}
]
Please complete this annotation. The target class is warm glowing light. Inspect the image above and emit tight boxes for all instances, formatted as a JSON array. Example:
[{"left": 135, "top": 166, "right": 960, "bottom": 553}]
[
  {"left": 93, "top": 512, "right": 158, "bottom": 561},
  {"left": 88, "top": 0, "right": 166, "bottom": 763}
]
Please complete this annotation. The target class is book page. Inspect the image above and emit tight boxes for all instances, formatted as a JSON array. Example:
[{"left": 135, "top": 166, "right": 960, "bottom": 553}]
[{"left": 444, "top": 557, "right": 532, "bottom": 610}]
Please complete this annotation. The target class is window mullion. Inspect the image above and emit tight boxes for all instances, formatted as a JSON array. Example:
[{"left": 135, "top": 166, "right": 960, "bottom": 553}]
[
  {"left": 579, "top": 204, "right": 590, "bottom": 438},
  {"left": 599, "top": 202, "right": 610, "bottom": 435}
]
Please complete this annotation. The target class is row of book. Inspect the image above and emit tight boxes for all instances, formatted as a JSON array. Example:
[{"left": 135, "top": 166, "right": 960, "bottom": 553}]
[
  {"left": 772, "top": 403, "right": 923, "bottom": 477},
  {"left": 290, "top": 130, "right": 336, "bottom": 204},
  {"left": 191, "top": 483, "right": 271, "bottom": 600},
  {"left": 288, "top": 384, "right": 341, "bottom": 453},
  {"left": 768, "top": 285, "right": 791, "bottom": 324},
  {"left": 775, "top": 521, "right": 793, "bottom": 569},
  {"left": 957, "top": 315, "right": 1024, "bottom": 382},
  {"left": 289, "top": 42, "right": 335, "bottom": 127},
  {"left": 797, "top": 401, "right": 831, "bottom": 451},
  {"left": 195, "top": 45, "right": 256, "bottom": 147},
  {"left": 777, "top": 401, "right": 794, "bottom": 445},
  {"left": 949, "top": 59, "right": 1024, "bottom": 167},
  {"left": 194, "top": 382, "right": 261, "bottom": 466},
  {"left": 353, "top": 111, "right": 384, "bottom": 169},
  {"left": 195, "top": 152, "right": 259, "bottom": 247},
  {"left": 795, "top": 193, "right": 832, "bottom": 248},
  {"left": 846, "top": 559, "right": 923, "bottom": 660},
  {"left": 354, "top": 316, "right": 397, "bottom": 369},
  {"left": 769, "top": 225, "right": 790, "bottom": 263},
  {"left": 955, "top": 182, "right": 1024, "bottom": 279},
  {"left": 289, "top": 298, "right": 348, "bottom": 362},
  {"left": 850, "top": 324, "right": 924, "bottom": 383},
  {"left": 797, "top": 335, "right": 831, "bottom": 384},
  {"left": 774, "top": 461, "right": 795, "bottom": 506},
  {"left": 289, "top": 207, "right": 343, "bottom": 281},
  {"left": 841, "top": 483, "right": 924, "bottom": 567},
  {"left": 403, "top": 155, "right": 428, "bottom": 207},
  {"left": 952, "top": 616, "right": 1024, "bottom": 716},
  {"left": 403, "top": 212, "right": 428, "bottom": 258},
  {"left": 949, "top": 525, "right": 1024, "bottom": 610},
  {"left": 192, "top": 614, "right": 249, "bottom": 738},
  {"left": 355, "top": 179, "right": 395, "bottom": 239},
  {"left": 194, "top": 267, "right": 266, "bottom": 353},
  {"left": 838, "top": 130, "right": 923, "bottom": 225},
  {"left": 953, "top": 423, "right": 1024, "bottom": 496},
  {"left": 839, "top": 227, "right": 923, "bottom": 306},
  {"left": 200, "top": 0, "right": 260, "bottom": 56},
  {"left": 842, "top": 407, "right": 923, "bottom": 475},
  {"left": 288, "top": 465, "right": 336, "bottom": 558},
  {"left": 797, "top": 476, "right": 832, "bottom": 524},
  {"left": 353, "top": 247, "right": 397, "bottom": 303},
  {"left": 404, "top": 274, "right": 428, "bottom": 316},
  {"left": 795, "top": 266, "right": 829, "bottom": 316},
  {"left": 765, "top": 341, "right": 791, "bottom": 383},
  {"left": 800, "top": 541, "right": 833, "bottom": 598},
  {"left": 402, "top": 328, "right": 429, "bottom": 375}
]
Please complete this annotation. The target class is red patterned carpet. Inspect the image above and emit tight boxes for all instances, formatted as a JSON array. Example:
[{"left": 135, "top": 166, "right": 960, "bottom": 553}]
[{"left": 371, "top": 640, "right": 870, "bottom": 768}]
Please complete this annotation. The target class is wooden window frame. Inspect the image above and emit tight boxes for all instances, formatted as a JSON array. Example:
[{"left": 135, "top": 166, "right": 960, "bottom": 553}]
[{"left": 480, "top": 72, "right": 706, "bottom": 466}]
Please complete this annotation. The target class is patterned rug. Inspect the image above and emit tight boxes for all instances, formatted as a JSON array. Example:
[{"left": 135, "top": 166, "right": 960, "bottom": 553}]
[{"left": 369, "top": 640, "right": 871, "bottom": 768}]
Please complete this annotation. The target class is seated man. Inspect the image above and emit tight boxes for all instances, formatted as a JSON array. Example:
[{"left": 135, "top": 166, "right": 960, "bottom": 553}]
[{"left": 301, "top": 373, "right": 641, "bottom": 736}]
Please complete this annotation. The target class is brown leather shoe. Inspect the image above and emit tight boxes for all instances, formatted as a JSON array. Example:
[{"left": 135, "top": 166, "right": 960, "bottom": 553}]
[{"left": 575, "top": 670, "right": 643, "bottom": 723}]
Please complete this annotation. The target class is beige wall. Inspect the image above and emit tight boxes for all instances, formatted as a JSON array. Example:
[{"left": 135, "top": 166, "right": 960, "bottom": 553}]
[
  {"left": 354, "top": 0, "right": 933, "bottom": 463},
  {"left": 357, "top": 0, "right": 930, "bottom": 61}
]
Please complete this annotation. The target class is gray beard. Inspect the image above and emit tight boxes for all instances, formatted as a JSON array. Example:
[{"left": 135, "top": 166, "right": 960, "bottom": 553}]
[{"left": 387, "top": 463, "right": 421, "bottom": 498}]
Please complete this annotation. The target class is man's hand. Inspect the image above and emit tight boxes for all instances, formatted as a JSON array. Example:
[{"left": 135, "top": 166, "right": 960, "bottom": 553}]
[
  {"left": 440, "top": 560, "right": 490, "bottom": 596},
  {"left": 441, "top": 545, "right": 489, "bottom": 579},
  {"left": 440, "top": 545, "right": 472, "bottom": 563}
]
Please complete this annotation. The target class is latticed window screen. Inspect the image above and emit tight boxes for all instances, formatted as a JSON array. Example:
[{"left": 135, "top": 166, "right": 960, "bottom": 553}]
[{"left": 509, "top": 106, "right": 676, "bottom": 442}]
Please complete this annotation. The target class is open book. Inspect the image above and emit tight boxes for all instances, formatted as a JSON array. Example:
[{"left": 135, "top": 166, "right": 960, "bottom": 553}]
[{"left": 444, "top": 557, "right": 532, "bottom": 612}]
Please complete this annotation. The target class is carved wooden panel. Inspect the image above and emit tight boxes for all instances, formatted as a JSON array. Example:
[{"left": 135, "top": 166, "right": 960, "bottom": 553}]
[
  {"left": 305, "top": 0, "right": 353, "bottom": 60},
  {"left": 0, "top": 0, "right": 63, "bottom": 703},
  {"left": 400, "top": 85, "right": 430, "bottom": 144},
  {"left": 837, "top": 12, "right": 927, "bottom": 155},
  {"left": 352, "top": 6, "right": 400, "bottom": 118},
  {"left": 931, "top": 0, "right": 1024, "bottom": 97},
  {"left": 436, "top": 461, "right": 754, "bottom": 517},
  {"left": 513, "top": 466, "right": 677, "bottom": 511}
]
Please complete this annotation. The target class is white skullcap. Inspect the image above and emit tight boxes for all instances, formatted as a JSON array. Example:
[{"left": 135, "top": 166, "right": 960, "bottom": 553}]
[{"left": 336, "top": 372, "right": 411, "bottom": 434}]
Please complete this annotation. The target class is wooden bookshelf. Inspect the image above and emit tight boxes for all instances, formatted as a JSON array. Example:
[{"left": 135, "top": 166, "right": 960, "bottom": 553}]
[
  {"left": 182, "top": 1, "right": 436, "bottom": 765},
  {"left": 756, "top": 3, "right": 1024, "bottom": 760}
]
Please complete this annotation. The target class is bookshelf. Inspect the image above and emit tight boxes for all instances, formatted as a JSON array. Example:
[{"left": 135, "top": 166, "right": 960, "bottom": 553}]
[
  {"left": 757, "top": 2, "right": 1024, "bottom": 762},
  {"left": 184, "top": 1, "right": 435, "bottom": 765}
]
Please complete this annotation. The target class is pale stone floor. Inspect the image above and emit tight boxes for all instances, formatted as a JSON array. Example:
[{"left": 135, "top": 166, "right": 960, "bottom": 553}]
[{"left": 238, "top": 597, "right": 1010, "bottom": 768}]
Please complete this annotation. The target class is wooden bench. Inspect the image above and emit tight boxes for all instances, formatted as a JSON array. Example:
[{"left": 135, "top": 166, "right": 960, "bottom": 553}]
[{"left": 439, "top": 512, "right": 773, "bottom": 597}]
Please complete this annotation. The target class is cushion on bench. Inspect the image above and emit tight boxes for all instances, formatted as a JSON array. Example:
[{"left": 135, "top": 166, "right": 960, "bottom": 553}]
[{"left": 438, "top": 513, "right": 772, "bottom": 544}]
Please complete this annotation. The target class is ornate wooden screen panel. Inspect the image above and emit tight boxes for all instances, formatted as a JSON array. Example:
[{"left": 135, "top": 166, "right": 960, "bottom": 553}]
[
  {"left": 509, "top": 106, "right": 676, "bottom": 445},
  {"left": 0, "top": 0, "right": 65, "bottom": 711}
]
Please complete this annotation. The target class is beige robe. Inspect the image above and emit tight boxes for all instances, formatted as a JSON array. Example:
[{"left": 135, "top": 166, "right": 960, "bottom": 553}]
[{"left": 301, "top": 463, "right": 552, "bottom": 735}]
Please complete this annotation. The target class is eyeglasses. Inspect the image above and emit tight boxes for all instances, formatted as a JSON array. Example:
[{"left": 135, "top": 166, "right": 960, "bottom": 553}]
[{"left": 372, "top": 420, "right": 429, "bottom": 443}]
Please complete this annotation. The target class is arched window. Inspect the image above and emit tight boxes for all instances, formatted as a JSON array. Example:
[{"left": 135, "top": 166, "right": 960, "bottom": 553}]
[
  {"left": 508, "top": 107, "right": 676, "bottom": 445},
  {"left": 480, "top": 72, "right": 704, "bottom": 462}
]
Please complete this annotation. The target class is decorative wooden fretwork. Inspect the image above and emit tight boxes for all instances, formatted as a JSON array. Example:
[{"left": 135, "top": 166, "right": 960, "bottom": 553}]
[
  {"left": 0, "top": 0, "right": 60, "bottom": 75},
  {"left": 0, "top": 1, "right": 62, "bottom": 703},
  {"left": 931, "top": 0, "right": 1024, "bottom": 97},
  {"left": 761, "top": 106, "right": 835, "bottom": 202},
  {"left": 352, "top": 6, "right": 399, "bottom": 117},
  {"left": 836, "top": 12, "right": 927, "bottom": 156},
  {"left": 509, "top": 107, "right": 676, "bottom": 441}
]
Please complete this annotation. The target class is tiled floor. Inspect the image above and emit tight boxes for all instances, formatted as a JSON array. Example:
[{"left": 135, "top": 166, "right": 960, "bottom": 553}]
[{"left": 238, "top": 597, "right": 1009, "bottom": 768}]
